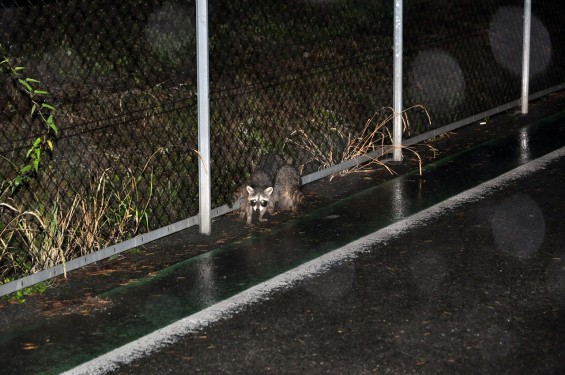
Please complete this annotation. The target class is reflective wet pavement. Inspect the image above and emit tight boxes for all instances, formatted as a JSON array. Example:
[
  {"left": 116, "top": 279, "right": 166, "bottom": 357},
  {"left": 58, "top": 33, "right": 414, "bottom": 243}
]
[
  {"left": 110, "top": 153, "right": 565, "bottom": 374},
  {"left": 1, "top": 112, "right": 564, "bottom": 374}
]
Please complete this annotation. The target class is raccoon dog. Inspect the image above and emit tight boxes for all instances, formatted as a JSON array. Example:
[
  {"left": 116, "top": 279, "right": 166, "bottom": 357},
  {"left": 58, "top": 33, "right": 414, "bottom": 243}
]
[
  {"left": 272, "top": 165, "right": 303, "bottom": 213},
  {"left": 243, "top": 170, "right": 273, "bottom": 225},
  {"left": 232, "top": 154, "right": 284, "bottom": 225},
  {"left": 255, "top": 153, "right": 286, "bottom": 183}
]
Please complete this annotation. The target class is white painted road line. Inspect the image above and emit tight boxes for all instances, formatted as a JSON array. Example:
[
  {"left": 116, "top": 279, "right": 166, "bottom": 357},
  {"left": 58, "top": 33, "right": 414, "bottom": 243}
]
[{"left": 63, "top": 146, "right": 565, "bottom": 375}]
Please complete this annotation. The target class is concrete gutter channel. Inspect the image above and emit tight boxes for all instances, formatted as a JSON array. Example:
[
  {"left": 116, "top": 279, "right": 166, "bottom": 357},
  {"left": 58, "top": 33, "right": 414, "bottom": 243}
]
[{"left": 1, "top": 109, "right": 564, "bottom": 374}]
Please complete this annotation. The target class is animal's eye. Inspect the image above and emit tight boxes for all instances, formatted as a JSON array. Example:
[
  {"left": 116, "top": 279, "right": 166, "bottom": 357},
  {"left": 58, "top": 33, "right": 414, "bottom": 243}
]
[
  {"left": 250, "top": 199, "right": 257, "bottom": 207},
  {"left": 260, "top": 200, "right": 268, "bottom": 207}
]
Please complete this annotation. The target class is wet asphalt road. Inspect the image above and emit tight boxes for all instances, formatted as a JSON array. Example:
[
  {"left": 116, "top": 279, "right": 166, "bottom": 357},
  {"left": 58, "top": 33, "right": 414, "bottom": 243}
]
[
  {"left": 105, "top": 152, "right": 565, "bottom": 374},
  {"left": 74, "top": 116, "right": 565, "bottom": 374},
  {"left": 1, "top": 113, "right": 564, "bottom": 374}
]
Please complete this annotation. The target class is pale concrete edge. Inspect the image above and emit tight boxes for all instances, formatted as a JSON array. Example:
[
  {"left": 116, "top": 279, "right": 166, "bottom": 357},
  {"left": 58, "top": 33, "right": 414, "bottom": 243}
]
[{"left": 62, "top": 146, "right": 565, "bottom": 375}]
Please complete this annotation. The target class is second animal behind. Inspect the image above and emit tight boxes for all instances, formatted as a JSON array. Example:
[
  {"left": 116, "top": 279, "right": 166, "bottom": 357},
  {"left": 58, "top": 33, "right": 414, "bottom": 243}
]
[{"left": 236, "top": 154, "right": 303, "bottom": 225}]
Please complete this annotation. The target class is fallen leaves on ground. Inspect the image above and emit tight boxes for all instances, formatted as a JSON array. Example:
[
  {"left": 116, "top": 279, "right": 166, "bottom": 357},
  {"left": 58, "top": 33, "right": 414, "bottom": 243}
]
[{"left": 42, "top": 295, "right": 112, "bottom": 318}]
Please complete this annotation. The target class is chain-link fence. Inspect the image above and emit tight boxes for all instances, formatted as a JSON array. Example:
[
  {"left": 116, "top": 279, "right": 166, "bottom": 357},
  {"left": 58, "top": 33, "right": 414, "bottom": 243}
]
[
  {"left": 1, "top": 0, "right": 200, "bottom": 282},
  {"left": 1, "top": 0, "right": 564, "bottom": 289},
  {"left": 403, "top": 0, "right": 565, "bottom": 132}
]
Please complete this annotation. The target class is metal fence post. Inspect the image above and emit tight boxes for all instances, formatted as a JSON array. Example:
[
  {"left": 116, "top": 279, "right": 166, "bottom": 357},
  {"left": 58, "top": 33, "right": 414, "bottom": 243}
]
[
  {"left": 196, "top": 0, "right": 211, "bottom": 234},
  {"left": 393, "top": 0, "right": 403, "bottom": 161},
  {"left": 521, "top": 0, "right": 532, "bottom": 114}
]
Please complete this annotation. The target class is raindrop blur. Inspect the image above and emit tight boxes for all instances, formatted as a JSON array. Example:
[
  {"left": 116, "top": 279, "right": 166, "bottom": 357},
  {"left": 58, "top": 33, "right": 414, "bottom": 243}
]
[
  {"left": 145, "top": 3, "right": 195, "bottom": 63},
  {"left": 144, "top": 294, "right": 183, "bottom": 326},
  {"left": 545, "top": 259, "right": 565, "bottom": 306},
  {"left": 303, "top": 263, "right": 355, "bottom": 303},
  {"left": 481, "top": 325, "right": 514, "bottom": 363},
  {"left": 38, "top": 47, "right": 84, "bottom": 86},
  {"left": 409, "top": 50, "right": 466, "bottom": 114},
  {"left": 489, "top": 6, "right": 551, "bottom": 76},
  {"left": 491, "top": 194, "right": 545, "bottom": 260},
  {"left": 410, "top": 250, "right": 448, "bottom": 292}
]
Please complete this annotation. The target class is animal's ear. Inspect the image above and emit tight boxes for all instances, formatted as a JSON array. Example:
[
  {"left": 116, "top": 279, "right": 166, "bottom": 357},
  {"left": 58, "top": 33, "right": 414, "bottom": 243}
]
[
  {"left": 246, "top": 186, "right": 255, "bottom": 194},
  {"left": 264, "top": 187, "right": 273, "bottom": 196}
]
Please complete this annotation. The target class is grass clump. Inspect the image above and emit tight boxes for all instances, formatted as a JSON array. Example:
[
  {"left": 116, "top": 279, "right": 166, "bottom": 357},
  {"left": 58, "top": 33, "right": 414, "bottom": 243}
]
[
  {"left": 285, "top": 105, "right": 436, "bottom": 178},
  {"left": 0, "top": 165, "right": 154, "bottom": 284}
]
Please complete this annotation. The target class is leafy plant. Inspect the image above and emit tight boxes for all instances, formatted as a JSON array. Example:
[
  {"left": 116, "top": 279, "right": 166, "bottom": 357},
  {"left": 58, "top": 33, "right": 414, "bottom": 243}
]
[
  {"left": 1, "top": 280, "right": 49, "bottom": 304},
  {"left": 0, "top": 55, "right": 59, "bottom": 194}
]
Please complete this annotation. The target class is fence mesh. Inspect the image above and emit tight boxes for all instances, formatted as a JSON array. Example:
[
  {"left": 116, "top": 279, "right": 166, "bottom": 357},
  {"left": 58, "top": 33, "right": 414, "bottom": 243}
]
[{"left": 1, "top": 0, "right": 564, "bottom": 284}]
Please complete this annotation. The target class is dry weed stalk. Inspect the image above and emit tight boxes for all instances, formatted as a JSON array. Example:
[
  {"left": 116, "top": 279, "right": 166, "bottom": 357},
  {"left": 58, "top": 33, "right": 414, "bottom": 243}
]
[
  {"left": 0, "top": 145, "right": 206, "bottom": 282},
  {"left": 285, "top": 128, "right": 339, "bottom": 172},
  {"left": 341, "top": 105, "right": 434, "bottom": 177},
  {"left": 0, "top": 202, "right": 50, "bottom": 275},
  {"left": 0, "top": 199, "right": 79, "bottom": 278},
  {"left": 0, "top": 157, "right": 156, "bottom": 282},
  {"left": 286, "top": 105, "right": 434, "bottom": 179}
]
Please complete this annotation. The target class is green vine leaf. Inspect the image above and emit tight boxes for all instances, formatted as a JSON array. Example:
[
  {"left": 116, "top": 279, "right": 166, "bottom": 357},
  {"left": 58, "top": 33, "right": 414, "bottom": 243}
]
[
  {"left": 18, "top": 78, "right": 33, "bottom": 93},
  {"left": 2, "top": 55, "right": 59, "bottom": 195},
  {"left": 47, "top": 115, "right": 58, "bottom": 135},
  {"left": 20, "top": 165, "right": 32, "bottom": 174}
]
